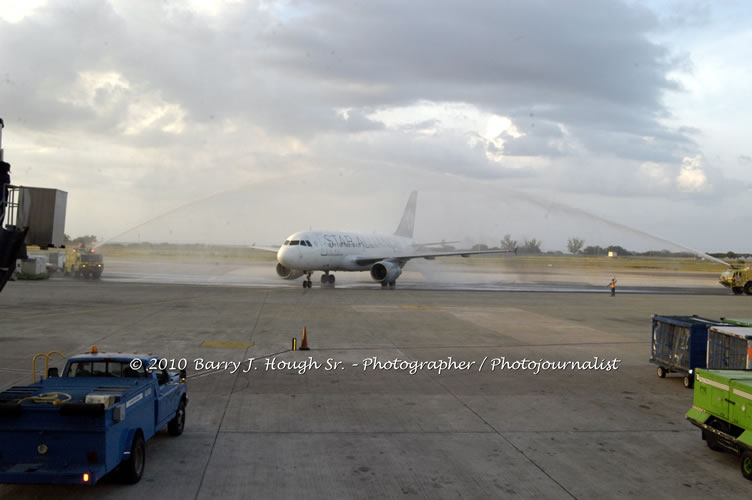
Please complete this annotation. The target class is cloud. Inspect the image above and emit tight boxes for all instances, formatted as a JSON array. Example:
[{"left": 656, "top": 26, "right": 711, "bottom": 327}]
[
  {"left": 0, "top": 0, "right": 744, "bottom": 243},
  {"left": 676, "top": 155, "right": 709, "bottom": 192}
]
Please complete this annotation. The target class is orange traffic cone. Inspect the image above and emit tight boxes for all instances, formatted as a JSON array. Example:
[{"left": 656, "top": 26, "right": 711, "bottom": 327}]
[{"left": 300, "top": 326, "right": 310, "bottom": 351}]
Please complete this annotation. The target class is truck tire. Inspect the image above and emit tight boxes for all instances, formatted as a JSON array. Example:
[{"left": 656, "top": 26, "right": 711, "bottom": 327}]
[
  {"left": 744, "top": 283, "right": 752, "bottom": 296},
  {"left": 703, "top": 431, "right": 723, "bottom": 452},
  {"left": 121, "top": 432, "right": 146, "bottom": 484},
  {"left": 741, "top": 451, "right": 752, "bottom": 480},
  {"left": 733, "top": 287, "right": 743, "bottom": 295},
  {"left": 657, "top": 366, "right": 667, "bottom": 378},
  {"left": 168, "top": 399, "right": 186, "bottom": 436},
  {"left": 683, "top": 375, "right": 694, "bottom": 389}
]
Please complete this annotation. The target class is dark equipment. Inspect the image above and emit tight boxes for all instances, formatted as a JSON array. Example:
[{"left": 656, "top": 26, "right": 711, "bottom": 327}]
[
  {"left": 0, "top": 118, "right": 67, "bottom": 294},
  {"left": 0, "top": 118, "right": 29, "bottom": 292}
]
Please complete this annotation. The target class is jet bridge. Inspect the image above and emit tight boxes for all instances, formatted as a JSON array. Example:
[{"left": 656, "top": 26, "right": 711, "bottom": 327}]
[{"left": 0, "top": 118, "right": 68, "bottom": 293}]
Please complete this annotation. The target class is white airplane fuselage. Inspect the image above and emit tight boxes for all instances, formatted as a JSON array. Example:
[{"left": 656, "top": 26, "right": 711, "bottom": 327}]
[
  {"left": 277, "top": 231, "right": 413, "bottom": 273},
  {"left": 271, "top": 191, "right": 512, "bottom": 288}
]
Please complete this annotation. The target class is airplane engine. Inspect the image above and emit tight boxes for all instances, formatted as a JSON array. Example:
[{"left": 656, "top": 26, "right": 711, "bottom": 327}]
[
  {"left": 370, "top": 260, "right": 402, "bottom": 284},
  {"left": 276, "top": 262, "right": 304, "bottom": 280}
]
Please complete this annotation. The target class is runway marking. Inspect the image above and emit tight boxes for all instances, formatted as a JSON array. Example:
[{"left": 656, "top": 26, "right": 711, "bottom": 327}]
[
  {"left": 354, "top": 305, "right": 442, "bottom": 313},
  {"left": 0, "top": 368, "right": 30, "bottom": 374},
  {"left": 201, "top": 340, "right": 254, "bottom": 349},
  {"left": 195, "top": 290, "right": 268, "bottom": 499},
  {"left": 0, "top": 291, "right": 253, "bottom": 322},
  {"left": 313, "top": 340, "right": 648, "bottom": 351},
  {"left": 428, "top": 367, "right": 577, "bottom": 499}
]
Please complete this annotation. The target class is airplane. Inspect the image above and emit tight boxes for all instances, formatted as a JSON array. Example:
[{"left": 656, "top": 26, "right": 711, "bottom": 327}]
[{"left": 272, "top": 191, "right": 516, "bottom": 288}]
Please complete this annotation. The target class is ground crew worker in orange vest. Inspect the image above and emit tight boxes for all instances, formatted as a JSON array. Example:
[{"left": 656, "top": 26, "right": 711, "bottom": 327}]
[{"left": 609, "top": 277, "right": 616, "bottom": 296}]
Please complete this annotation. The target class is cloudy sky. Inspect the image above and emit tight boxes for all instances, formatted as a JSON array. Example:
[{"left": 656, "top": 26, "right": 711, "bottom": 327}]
[{"left": 1, "top": 0, "right": 750, "bottom": 252}]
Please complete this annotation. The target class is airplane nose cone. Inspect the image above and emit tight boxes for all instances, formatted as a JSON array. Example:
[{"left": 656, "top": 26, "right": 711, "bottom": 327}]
[
  {"left": 277, "top": 245, "right": 301, "bottom": 266},
  {"left": 277, "top": 246, "right": 288, "bottom": 265}
]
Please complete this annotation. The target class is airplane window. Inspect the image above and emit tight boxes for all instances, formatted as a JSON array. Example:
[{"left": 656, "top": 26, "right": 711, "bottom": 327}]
[
  {"left": 284, "top": 240, "right": 290, "bottom": 245},
  {"left": 304, "top": 240, "right": 311, "bottom": 246},
  {"left": 290, "top": 240, "right": 300, "bottom": 245}
]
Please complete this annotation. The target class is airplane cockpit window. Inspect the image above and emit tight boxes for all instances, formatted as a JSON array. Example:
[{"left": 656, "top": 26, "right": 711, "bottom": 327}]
[
  {"left": 284, "top": 240, "right": 290, "bottom": 245},
  {"left": 303, "top": 240, "right": 311, "bottom": 246},
  {"left": 290, "top": 240, "right": 300, "bottom": 245}
]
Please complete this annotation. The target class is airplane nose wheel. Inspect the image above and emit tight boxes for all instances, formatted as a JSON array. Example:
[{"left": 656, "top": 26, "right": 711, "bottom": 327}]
[{"left": 303, "top": 272, "right": 312, "bottom": 288}]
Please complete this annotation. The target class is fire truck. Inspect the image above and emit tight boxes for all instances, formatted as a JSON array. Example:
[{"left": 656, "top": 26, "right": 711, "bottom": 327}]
[
  {"left": 719, "top": 266, "right": 752, "bottom": 295},
  {"left": 65, "top": 246, "right": 104, "bottom": 279}
]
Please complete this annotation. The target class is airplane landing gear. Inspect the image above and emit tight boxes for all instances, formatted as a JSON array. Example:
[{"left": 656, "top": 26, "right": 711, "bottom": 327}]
[
  {"left": 302, "top": 272, "right": 312, "bottom": 288},
  {"left": 320, "top": 272, "right": 336, "bottom": 288}
]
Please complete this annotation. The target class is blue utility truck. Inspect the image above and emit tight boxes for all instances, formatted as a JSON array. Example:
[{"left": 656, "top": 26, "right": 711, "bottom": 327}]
[{"left": 0, "top": 349, "right": 187, "bottom": 485}]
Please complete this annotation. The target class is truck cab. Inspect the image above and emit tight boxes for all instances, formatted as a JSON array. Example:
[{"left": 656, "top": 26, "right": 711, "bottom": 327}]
[
  {"left": 61, "top": 352, "right": 185, "bottom": 432},
  {"left": 64, "top": 246, "right": 103, "bottom": 279},
  {"left": 0, "top": 349, "right": 187, "bottom": 485},
  {"left": 719, "top": 267, "right": 752, "bottom": 295}
]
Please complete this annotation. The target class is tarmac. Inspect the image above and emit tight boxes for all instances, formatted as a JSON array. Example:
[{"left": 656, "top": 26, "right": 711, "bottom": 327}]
[{"left": 1, "top": 271, "right": 751, "bottom": 498}]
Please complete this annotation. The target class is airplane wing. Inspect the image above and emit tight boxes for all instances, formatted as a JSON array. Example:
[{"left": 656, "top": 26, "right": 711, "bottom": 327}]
[
  {"left": 412, "top": 240, "right": 460, "bottom": 247},
  {"left": 354, "top": 248, "right": 516, "bottom": 267},
  {"left": 249, "top": 245, "right": 280, "bottom": 253}
]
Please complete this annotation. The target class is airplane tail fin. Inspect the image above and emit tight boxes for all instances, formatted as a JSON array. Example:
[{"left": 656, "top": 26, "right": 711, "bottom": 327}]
[{"left": 394, "top": 191, "right": 417, "bottom": 238}]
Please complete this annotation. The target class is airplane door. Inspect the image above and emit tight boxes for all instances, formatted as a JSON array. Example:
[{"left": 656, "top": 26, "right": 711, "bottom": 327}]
[{"left": 320, "top": 238, "right": 327, "bottom": 256}]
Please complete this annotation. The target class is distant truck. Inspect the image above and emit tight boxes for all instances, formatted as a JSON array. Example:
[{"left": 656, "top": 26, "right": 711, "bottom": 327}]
[
  {"left": 65, "top": 246, "right": 103, "bottom": 279},
  {"left": 686, "top": 369, "right": 752, "bottom": 480},
  {"left": 719, "top": 267, "right": 752, "bottom": 295},
  {"left": 0, "top": 349, "right": 187, "bottom": 485},
  {"left": 650, "top": 315, "right": 731, "bottom": 388}
]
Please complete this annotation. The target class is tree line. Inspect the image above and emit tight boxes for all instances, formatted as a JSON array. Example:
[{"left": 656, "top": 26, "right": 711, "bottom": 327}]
[
  {"left": 66, "top": 233, "right": 742, "bottom": 258},
  {"left": 471, "top": 234, "right": 712, "bottom": 257}
]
